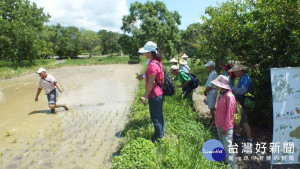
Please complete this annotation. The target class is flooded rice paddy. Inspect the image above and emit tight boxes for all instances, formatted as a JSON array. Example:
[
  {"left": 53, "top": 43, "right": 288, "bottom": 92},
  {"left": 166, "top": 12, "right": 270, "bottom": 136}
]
[{"left": 0, "top": 64, "right": 142, "bottom": 168}]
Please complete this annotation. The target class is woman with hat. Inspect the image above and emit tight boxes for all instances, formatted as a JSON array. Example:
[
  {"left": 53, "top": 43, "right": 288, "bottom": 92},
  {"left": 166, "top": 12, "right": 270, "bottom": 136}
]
[
  {"left": 181, "top": 53, "right": 189, "bottom": 65},
  {"left": 228, "top": 61, "right": 253, "bottom": 143},
  {"left": 211, "top": 75, "right": 236, "bottom": 169},
  {"left": 179, "top": 59, "right": 190, "bottom": 73},
  {"left": 169, "top": 58, "right": 178, "bottom": 66},
  {"left": 139, "top": 41, "right": 165, "bottom": 143}
]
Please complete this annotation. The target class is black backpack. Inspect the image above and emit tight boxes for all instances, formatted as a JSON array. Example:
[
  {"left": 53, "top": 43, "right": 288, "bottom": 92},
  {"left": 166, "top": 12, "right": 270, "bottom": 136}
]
[
  {"left": 154, "top": 62, "right": 175, "bottom": 96},
  {"left": 186, "top": 73, "right": 199, "bottom": 89}
]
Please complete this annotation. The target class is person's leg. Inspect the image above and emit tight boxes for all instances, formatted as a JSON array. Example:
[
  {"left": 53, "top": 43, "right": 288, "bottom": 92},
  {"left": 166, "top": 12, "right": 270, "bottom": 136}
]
[
  {"left": 241, "top": 107, "right": 252, "bottom": 141},
  {"left": 48, "top": 104, "right": 56, "bottom": 113},
  {"left": 47, "top": 90, "right": 57, "bottom": 113},
  {"left": 56, "top": 104, "right": 69, "bottom": 110},
  {"left": 210, "top": 108, "right": 215, "bottom": 123},
  {"left": 148, "top": 95, "right": 164, "bottom": 141},
  {"left": 242, "top": 123, "right": 252, "bottom": 139},
  {"left": 207, "top": 89, "right": 217, "bottom": 122},
  {"left": 223, "top": 128, "right": 236, "bottom": 169}
]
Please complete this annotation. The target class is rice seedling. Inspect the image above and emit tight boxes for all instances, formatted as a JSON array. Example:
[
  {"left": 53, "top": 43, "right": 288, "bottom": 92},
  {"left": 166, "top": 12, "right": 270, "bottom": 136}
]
[
  {"left": 6, "top": 131, "right": 11, "bottom": 136},
  {"left": 0, "top": 152, "right": 3, "bottom": 156},
  {"left": 12, "top": 138, "right": 17, "bottom": 143}
]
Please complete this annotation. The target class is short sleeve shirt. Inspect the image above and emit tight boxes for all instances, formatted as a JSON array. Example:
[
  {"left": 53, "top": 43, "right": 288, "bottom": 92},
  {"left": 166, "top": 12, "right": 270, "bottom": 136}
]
[
  {"left": 145, "top": 59, "right": 163, "bottom": 98},
  {"left": 175, "top": 71, "right": 191, "bottom": 87},
  {"left": 38, "top": 74, "right": 57, "bottom": 94},
  {"left": 236, "top": 73, "right": 251, "bottom": 99},
  {"left": 205, "top": 70, "right": 218, "bottom": 88}
]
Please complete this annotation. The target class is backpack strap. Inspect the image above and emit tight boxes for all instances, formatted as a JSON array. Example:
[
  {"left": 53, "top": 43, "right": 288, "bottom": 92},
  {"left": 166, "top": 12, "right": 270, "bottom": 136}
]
[{"left": 153, "top": 61, "right": 163, "bottom": 88}]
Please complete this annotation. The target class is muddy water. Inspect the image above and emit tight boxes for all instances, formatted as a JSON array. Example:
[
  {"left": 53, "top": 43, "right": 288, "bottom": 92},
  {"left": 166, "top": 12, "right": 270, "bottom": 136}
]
[{"left": 0, "top": 64, "right": 142, "bottom": 169}]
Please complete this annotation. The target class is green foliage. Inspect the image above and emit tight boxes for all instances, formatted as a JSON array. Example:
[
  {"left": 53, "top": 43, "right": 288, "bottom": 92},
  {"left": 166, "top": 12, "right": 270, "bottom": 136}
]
[
  {"left": 121, "top": 1, "right": 181, "bottom": 60},
  {"left": 98, "top": 30, "right": 121, "bottom": 55},
  {"left": 55, "top": 26, "right": 81, "bottom": 58},
  {"left": 0, "top": 0, "right": 50, "bottom": 65},
  {"left": 80, "top": 29, "right": 99, "bottom": 58},
  {"left": 113, "top": 138, "right": 158, "bottom": 169},
  {"left": 189, "top": 0, "right": 300, "bottom": 128}
]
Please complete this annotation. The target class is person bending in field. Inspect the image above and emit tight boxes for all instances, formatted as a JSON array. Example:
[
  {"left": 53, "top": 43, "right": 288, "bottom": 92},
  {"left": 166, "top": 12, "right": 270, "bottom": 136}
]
[
  {"left": 35, "top": 68, "right": 69, "bottom": 113},
  {"left": 170, "top": 65, "right": 192, "bottom": 102}
]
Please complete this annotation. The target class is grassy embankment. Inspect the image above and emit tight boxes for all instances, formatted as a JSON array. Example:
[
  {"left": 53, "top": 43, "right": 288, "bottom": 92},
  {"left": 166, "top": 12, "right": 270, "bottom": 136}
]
[
  {"left": 0, "top": 55, "right": 130, "bottom": 80},
  {"left": 113, "top": 59, "right": 230, "bottom": 168}
]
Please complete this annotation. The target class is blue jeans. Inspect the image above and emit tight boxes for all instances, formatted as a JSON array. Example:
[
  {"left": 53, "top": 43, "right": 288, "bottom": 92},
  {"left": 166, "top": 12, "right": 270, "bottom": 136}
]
[{"left": 148, "top": 95, "right": 165, "bottom": 139}]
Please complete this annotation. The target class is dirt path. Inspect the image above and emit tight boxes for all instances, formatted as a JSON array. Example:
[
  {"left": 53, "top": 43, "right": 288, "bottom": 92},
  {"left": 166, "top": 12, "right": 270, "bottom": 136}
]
[{"left": 0, "top": 64, "right": 142, "bottom": 169}]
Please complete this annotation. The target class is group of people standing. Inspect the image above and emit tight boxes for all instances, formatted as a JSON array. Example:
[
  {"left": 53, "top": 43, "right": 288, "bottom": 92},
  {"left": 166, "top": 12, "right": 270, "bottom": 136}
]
[
  {"left": 203, "top": 60, "right": 253, "bottom": 169},
  {"left": 139, "top": 41, "right": 253, "bottom": 169}
]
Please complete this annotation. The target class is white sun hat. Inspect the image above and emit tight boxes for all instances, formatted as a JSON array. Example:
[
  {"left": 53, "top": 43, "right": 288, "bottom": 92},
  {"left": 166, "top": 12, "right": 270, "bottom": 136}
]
[
  {"left": 169, "top": 58, "right": 178, "bottom": 63},
  {"left": 138, "top": 41, "right": 157, "bottom": 54}
]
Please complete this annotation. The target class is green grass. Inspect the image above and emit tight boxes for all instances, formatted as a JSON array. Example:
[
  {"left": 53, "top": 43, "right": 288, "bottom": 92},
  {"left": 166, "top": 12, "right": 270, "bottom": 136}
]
[
  {"left": 0, "top": 59, "right": 57, "bottom": 80},
  {"left": 0, "top": 55, "right": 131, "bottom": 80},
  {"left": 59, "top": 55, "right": 130, "bottom": 66},
  {"left": 113, "top": 61, "right": 230, "bottom": 169}
]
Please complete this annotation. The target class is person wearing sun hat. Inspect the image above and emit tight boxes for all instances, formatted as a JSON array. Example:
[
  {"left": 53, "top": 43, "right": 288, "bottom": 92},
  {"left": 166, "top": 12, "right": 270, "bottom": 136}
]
[
  {"left": 228, "top": 61, "right": 253, "bottom": 144},
  {"left": 169, "top": 58, "right": 178, "bottom": 66},
  {"left": 181, "top": 53, "right": 189, "bottom": 65},
  {"left": 35, "top": 68, "right": 69, "bottom": 113},
  {"left": 179, "top": 59, "right": 190, "bottom": 73},
  {"left": 204, "top": 60, "right": 218, "bottom": 123},
  {"left": 211, "top": 75, "right": 236, "bottom": 169},
  {"left": 139, "top": 41, "right": 165, "bottom": 143},
  {"left": 170, "top": 64, "right": 193, "bottom": 102}
]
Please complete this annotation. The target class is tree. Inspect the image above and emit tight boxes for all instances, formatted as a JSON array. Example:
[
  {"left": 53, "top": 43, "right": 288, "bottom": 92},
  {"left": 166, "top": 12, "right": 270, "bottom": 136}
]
[
  {"left": 121, "top": 1, "right": 181, "bottom": 60},
  {"left": 55, "top": 26, "right": 81, "bottom": 58},
  {"left": 0, "top": 0, "right": 50, "bottom": 65},
  {"left": 81, "top": 29, "right": 99, "bottom": 58},
  {"left": 196, "top": 0, "right": 300, "bottom": 128},
  {"left": 98, "top": 30, "right": 121, "bottom": 55}
]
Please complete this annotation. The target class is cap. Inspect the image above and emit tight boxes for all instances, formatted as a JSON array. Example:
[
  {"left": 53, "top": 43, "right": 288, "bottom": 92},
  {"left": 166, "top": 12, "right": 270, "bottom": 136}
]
[
  {"left": 36, "top": 68, "right": 46, "bottom": 74},
  {"left": 204, "top": 60, "right": 215, "bottom": 67},
  {"left": 170, "top": 65, "right": 179, "bottom": 73},
  {"left": 138, "top": 41, "right": 157, "bottom": 54}
]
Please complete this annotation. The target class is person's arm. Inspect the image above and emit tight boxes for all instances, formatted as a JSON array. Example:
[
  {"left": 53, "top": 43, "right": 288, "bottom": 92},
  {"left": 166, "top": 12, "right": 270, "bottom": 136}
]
[
  {"left": 140, "top": 74, "right": 156, "bottom": 104},
  {"left": 179, "top": 79, "right": 191, "bottom": 88},
  {"left": 222, "top": 94, "right": 235, "bottom": 135},
  {"left": 54, "top": 82, "right": 63, "bottom": 93},
  {"left": 204, "top": 87, "right": 212, "bottom": 96},
  {"left": 35, "top": 88, "right": 42, "bottom": 101},
  {"left": 230, "top": 85, "right": 248, "bottom": 95}
]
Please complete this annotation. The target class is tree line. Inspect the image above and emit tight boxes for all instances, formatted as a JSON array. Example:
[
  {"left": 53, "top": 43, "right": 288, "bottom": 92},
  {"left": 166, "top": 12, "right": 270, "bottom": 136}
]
[{"left": 1, "top": 0, "right": 299, "bottom": 127}]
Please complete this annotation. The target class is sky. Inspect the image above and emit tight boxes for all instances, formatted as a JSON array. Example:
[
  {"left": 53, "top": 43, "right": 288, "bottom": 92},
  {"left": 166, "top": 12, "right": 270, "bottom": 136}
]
[{"left": 31, "top": 0, "right": 227, "bottom": 32}]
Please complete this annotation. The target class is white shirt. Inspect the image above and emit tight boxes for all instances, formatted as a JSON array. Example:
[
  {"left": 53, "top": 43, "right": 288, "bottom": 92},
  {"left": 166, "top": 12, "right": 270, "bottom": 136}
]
[
  {"left": 180, "top": 65, "right": 190, "bottom": 73},
  {"left": 38, "top": 74, "right": 57, "bottom": 94},
  {"left": 205, "top": 70, "right": 218, "bottom": 88}
]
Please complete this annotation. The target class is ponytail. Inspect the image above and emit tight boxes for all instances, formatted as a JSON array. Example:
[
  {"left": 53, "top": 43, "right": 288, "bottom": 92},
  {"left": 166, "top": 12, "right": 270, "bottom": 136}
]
[{"left": 151, "top": 48, "right": 162, "bottom": 62}]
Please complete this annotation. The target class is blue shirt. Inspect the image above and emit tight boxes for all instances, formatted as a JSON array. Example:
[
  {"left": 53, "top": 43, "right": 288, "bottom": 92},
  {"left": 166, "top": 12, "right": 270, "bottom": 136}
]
[{"left": 232, "top": 73, "right": 251, "bottom": 99}]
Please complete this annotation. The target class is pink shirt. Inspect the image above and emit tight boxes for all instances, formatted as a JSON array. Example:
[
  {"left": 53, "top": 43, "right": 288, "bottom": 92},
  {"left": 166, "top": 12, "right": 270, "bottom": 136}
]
[
  {"left": 145, "top": 59, "right": 163, "bottom": 98},
  {"left": 215, "top": 90, "right": 236, "bottom": 131}
]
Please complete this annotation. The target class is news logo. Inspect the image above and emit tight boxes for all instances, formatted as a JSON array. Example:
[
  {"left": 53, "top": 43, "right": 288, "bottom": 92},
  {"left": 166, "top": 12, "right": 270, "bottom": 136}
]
[{"left": 202, "top": 139, "right": 226, "bottom": 161}]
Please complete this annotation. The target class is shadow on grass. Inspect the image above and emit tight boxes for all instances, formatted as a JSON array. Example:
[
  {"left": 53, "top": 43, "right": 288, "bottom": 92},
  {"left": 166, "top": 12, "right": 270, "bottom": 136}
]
[{"left": 120, "top": 117, "right": 152, "bottom": 137}]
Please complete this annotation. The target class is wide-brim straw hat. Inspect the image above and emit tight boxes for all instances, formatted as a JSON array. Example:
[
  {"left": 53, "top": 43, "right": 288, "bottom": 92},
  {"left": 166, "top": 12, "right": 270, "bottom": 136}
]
[
  {"left": 169, "top": 58, "right": 178, "bottom": 63},
  {"left": 179, "top": 59, "right": 187, "bottom": 65},
  {"left": 228, "top": 61, "right": 248, "bottom": 72},
  {"left": 211, "top": 75, "right": 230, "bottom": 89},
  {"left": 181, "top": 53, "right": 189, "bottom": 58}
]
